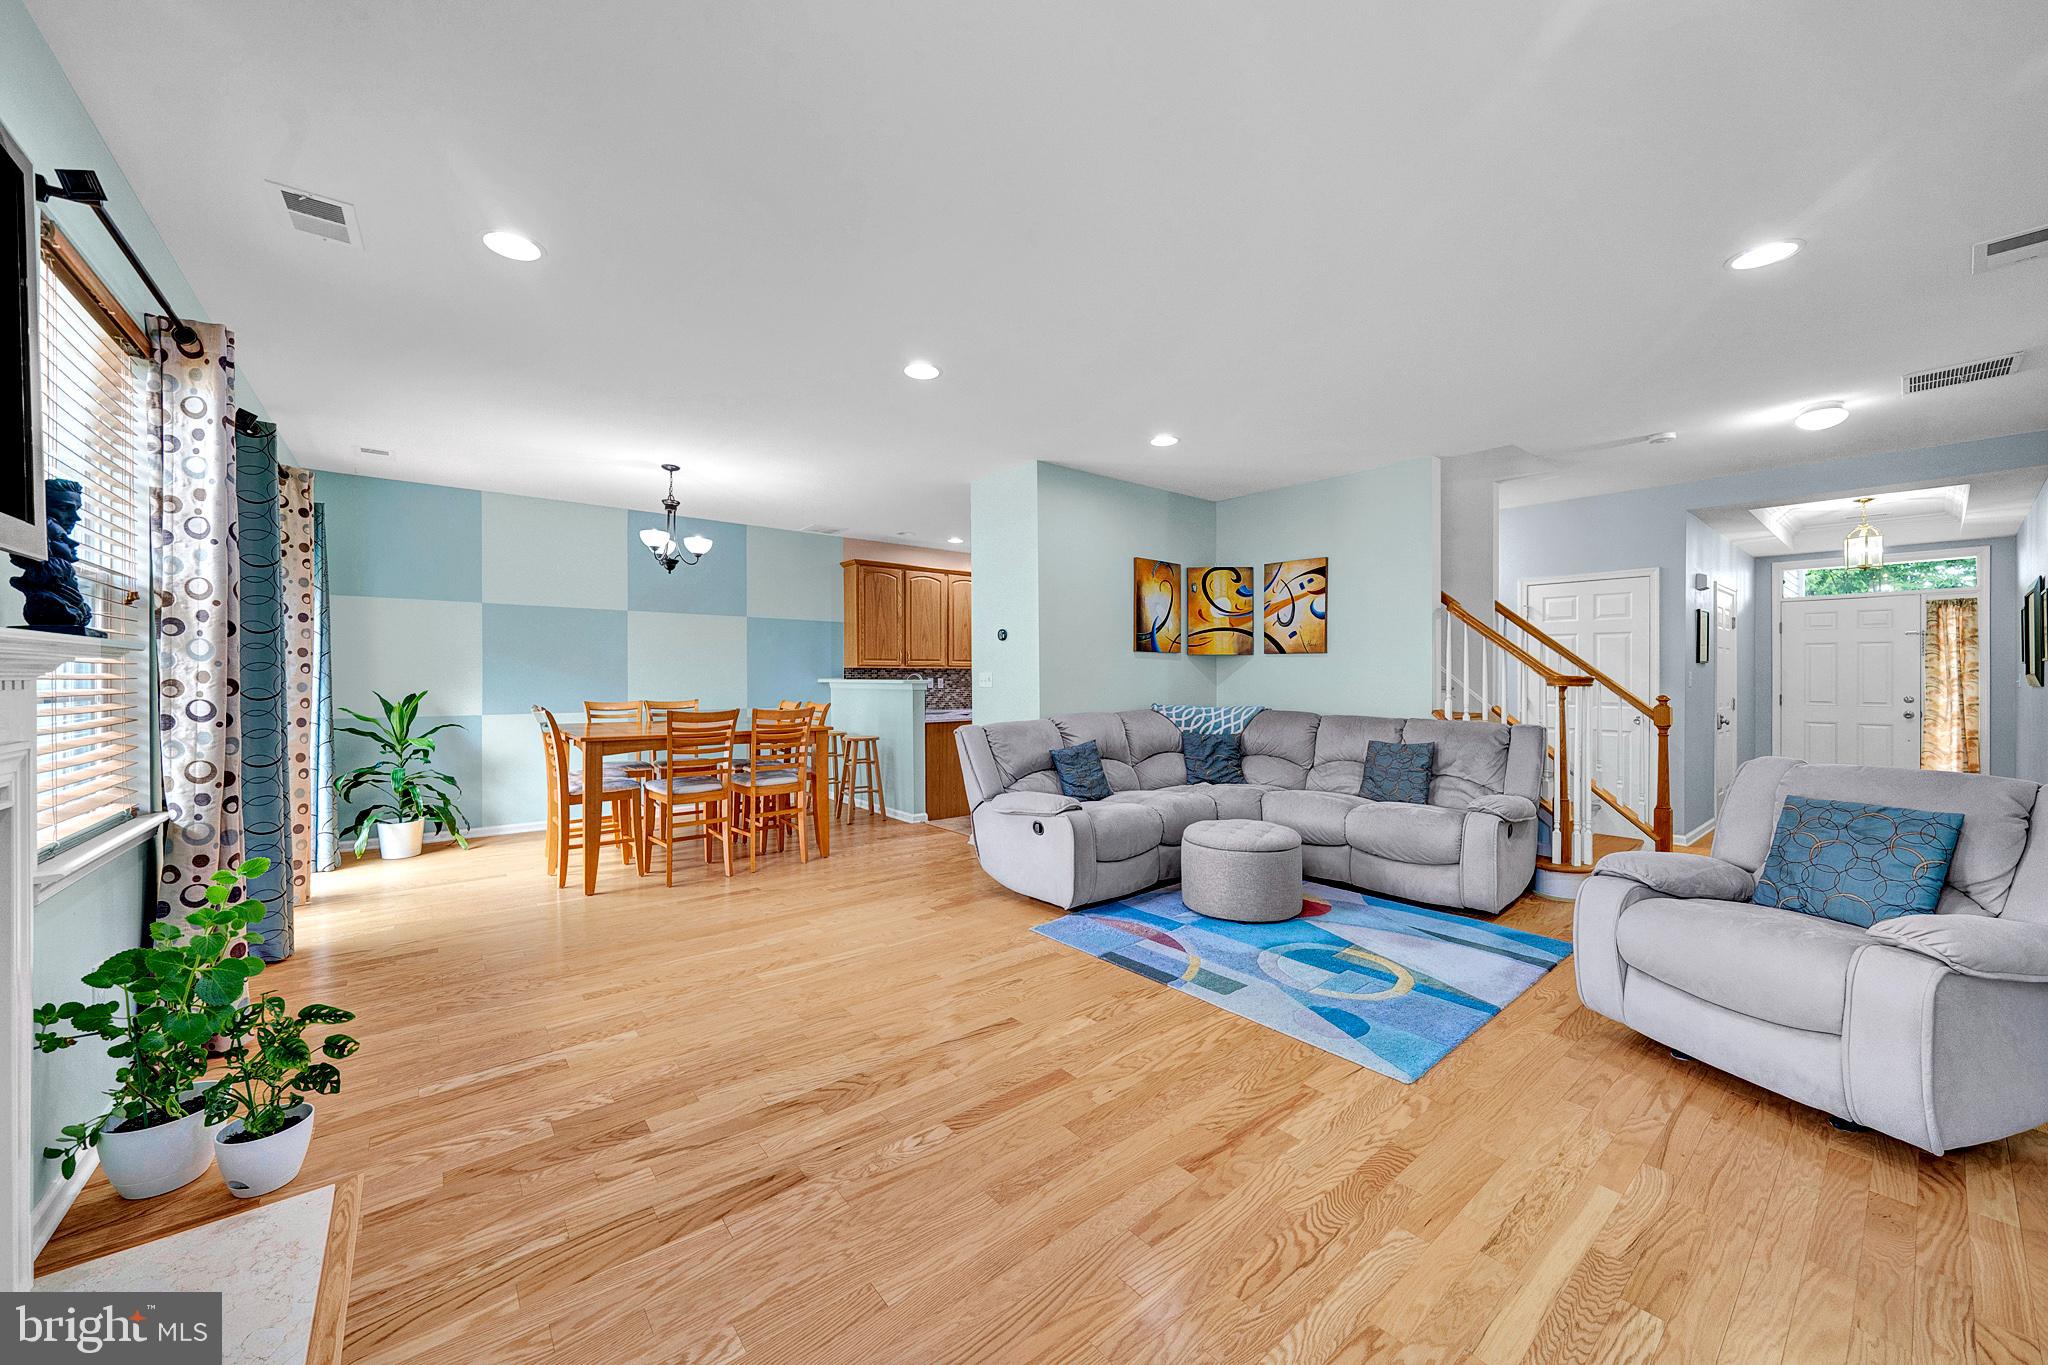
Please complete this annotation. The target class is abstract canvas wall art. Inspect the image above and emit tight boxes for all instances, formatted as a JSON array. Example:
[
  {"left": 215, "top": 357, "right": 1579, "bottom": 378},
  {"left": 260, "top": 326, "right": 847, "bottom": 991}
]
[
  {"left": 1133, "top": 557, "right": 1182, "bottom": 653},
  {"left": 1187, "top": 565, "right": 1254, "bottom": 655},
  {"left": 1263, "top": 557, "right": 1328, "bottom": 654}
]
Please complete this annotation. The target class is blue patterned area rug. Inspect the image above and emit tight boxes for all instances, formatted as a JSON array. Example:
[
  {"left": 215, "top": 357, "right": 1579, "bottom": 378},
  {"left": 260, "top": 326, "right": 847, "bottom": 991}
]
[{"left": 1033, "top": 881, "right": 1572, "bottom": 1084}]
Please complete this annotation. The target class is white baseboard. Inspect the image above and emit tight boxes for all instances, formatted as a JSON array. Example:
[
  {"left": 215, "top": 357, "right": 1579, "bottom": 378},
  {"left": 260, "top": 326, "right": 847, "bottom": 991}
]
[
  {"left": 32, "top": 1148, "right": 95, "bottom": 1257},
  {"left": 1681, "top": 816, "right": 1716, "bottom": 846}
]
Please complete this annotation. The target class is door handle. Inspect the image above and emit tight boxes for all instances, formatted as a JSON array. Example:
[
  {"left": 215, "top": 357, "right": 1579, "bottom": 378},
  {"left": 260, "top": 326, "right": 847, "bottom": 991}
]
[{"left": 1903, "top": 712, "right": 1915, "bottom": 720}]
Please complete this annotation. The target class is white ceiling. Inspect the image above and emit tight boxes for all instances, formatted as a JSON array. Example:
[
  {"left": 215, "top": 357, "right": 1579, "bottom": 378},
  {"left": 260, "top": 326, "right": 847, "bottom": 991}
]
[
  {"left": 1695, "top": 464, "right": 2048, "bottom": 555},
  {"left": 26, "top": 1, "right": 2048, "bottom": 545}
]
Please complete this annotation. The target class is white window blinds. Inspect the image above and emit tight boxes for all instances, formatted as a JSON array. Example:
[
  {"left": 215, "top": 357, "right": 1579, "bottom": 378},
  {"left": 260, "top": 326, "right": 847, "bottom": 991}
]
[{"left": 34, "top": 235, "right": 153, "bottom": 851}]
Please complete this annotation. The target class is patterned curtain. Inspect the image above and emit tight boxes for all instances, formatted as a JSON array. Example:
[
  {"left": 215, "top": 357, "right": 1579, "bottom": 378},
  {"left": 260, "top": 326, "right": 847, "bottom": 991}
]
[
  {"left": 281, "top": 469, "right": 318, "bottom": 902},
  {"left": 1922, "top": 597, "right": 1981, "bottom": 773},
  {"left": 234, "top": 420, "right": 292, "bottom": 956},
  {"left": 313, "top": 503, "right": 338, "bottom": 872},
  {"left": 150, "top": 318, "right": 243, "bottom": 923}
]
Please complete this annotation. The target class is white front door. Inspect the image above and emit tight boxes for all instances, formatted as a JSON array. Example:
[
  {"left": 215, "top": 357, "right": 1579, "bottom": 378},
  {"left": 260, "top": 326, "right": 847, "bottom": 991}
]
[
  {"left": 1521, "top": 571, "right": 1656, "bottom": 836},
  {"left": 1713, "top": 581, "right": 1739, "bottom": 807},
  {"left": 1779, "top": 596, "right": 1921, "bottom": 767}
]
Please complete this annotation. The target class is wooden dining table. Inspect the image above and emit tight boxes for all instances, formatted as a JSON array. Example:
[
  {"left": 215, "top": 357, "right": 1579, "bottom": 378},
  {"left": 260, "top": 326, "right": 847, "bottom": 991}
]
[{"left": 559, "top": 720, "right": 833, "bottom": 895}]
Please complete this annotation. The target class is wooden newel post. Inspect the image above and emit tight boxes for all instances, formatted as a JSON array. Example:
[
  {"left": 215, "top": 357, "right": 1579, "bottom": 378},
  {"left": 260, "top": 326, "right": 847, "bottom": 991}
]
[
  {"left": 1554, "top": 685, "right": 1573, "bottom": 863},
  {"left": 1651, "top": 694, "right": 1674, "bottom": 851}
]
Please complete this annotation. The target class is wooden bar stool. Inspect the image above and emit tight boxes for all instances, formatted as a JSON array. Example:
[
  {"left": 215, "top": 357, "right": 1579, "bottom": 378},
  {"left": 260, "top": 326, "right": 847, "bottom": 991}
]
[{"left": 839, "top": 734, "right": 885, "bottom": 823}]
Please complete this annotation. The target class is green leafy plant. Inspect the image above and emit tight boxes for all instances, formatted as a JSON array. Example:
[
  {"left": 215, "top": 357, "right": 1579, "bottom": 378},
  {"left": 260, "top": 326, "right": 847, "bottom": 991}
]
[
  {"left": 33, "top": 858, "right": 271, "bottom": 1178},
  {"left": 335, "top": 689, "right": 470, "bottom": 855},
  {"left": 204, "top": 993, "right": 359, "bottom": 1141}
]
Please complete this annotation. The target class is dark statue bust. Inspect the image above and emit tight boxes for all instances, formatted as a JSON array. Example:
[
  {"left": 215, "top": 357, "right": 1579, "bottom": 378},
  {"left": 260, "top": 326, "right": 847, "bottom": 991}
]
[{"left": 9, "top": 479, "right": 106, "bottom": 636}]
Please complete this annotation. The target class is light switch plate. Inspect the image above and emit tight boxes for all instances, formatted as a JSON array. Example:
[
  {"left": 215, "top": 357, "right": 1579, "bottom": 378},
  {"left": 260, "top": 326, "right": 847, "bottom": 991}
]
[{"left": 979, "top": 672, "right": 992, "bottom": 688}]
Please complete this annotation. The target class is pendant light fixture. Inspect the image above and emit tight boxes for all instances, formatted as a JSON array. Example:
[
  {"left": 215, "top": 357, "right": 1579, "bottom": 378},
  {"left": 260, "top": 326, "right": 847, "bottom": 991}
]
[
  {"left": 1843, "top": 497, "right": 1882, "bottom": 571},
  {"left": 639, "top": 463, "right": 713, "bottom": 573}
]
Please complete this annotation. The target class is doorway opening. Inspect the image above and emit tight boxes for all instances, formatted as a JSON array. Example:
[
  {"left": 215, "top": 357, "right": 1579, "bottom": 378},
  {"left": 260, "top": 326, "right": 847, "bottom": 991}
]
[{"left": 1772, "top": 548, "right": 1985, "bottom": 772}]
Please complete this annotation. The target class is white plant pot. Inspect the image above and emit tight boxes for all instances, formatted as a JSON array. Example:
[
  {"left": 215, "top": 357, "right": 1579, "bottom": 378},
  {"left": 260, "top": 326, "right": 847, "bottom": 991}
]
[
  {"left": 376, "top": 819, "right": 424, "bottom": 859},
  {"left": 213, "top": 1103, "right": 316, "bottom": 1199},
  {"left": 98, "top": 1082, "right": 222, "bottom": 1201}
]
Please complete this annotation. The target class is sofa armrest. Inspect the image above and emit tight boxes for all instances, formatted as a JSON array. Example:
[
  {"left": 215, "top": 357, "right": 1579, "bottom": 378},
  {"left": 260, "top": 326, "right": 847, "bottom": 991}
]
[
  {"left": 1467, "top": 793, "right": 1537, "bottom": 823},
  {"left": 1590, "top": 851, "right": 1754, "bottom": 902},
  {"left": 1866, "top": 915, "right": 2048, "bottom": 982},
  {"left": 987, "top": 791, "right": 1082, "bottom": 817}
]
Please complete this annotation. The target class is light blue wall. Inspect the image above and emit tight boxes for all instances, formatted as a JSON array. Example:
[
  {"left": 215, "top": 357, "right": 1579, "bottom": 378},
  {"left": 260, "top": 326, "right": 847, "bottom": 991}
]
[
  {"left": 1749, "top": 536, "right": 2019, "bottom": 780},
  {"left": 1215, "top": 459, "right": 1438, "bottom": 717},
  {"left": 1036, "top": 464, "right": 1218, "bottom": 716},
  {"left": 1502, "top": 431, "right": 2048, "bottom": 831},
  {"left": 824, "top": 680, "right": 926, "bottom": 817},
  {"left": 2023, "top": 481, "right": 2048, "bottom": 784},
  {"left": 319, "top": 472, "right": 845, "bottom": 833},
  {"left": 969, "top": 463, "right": 1041, "bottom": 723},
  {"left": 969, "top": 458, "right": 1441, "bottom": 723}
]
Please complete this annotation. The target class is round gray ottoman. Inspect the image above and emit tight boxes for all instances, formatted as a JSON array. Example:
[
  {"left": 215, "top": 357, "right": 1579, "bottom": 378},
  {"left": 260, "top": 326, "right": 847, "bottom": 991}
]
[{"left": 1181, "top": 819, "right": 1304, "bottom": 922}]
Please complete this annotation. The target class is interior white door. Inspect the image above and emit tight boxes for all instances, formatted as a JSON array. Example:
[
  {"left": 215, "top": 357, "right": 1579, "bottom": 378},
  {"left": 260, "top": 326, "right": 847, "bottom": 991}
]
[
  {"left": 1713, "top": 582, "right": 1739, "bottom": 806},
  {"left": 1779, "top": 596, "right": 1921, "bottom": 767},
  {"left": 1521, "top": 572, "right": 1655, "bottom": 836}
]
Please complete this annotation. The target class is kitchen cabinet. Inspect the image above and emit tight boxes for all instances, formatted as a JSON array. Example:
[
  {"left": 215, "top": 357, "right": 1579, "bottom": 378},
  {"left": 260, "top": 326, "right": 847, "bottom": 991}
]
[
  {"left": 925, "top": 719, "right": 970, "bottom": 820},
  {"left": 842, "top": 560, "right": 971, "bottom": 670}
]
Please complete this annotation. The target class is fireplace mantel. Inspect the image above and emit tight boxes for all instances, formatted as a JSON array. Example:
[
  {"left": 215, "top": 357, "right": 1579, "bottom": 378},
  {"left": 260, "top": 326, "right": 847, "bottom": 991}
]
[{"left": 0, "top": 627, "right": 103, "bottom": 1290}]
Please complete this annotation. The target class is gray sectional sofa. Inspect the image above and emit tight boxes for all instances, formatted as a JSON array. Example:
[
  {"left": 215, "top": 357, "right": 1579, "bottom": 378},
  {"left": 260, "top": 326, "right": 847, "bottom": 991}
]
[
  {"left": 954, "top": 708, "right": 1545, "bottom": 914},
  {"left": 1576, "top": 756, "right": 2048, "bottom": 1154}
]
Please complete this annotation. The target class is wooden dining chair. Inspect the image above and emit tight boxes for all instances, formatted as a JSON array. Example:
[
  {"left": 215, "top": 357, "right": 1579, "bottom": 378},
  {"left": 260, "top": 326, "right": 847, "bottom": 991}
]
[
  {"left": 736, "top": 710, "right": 815, "bottom": 872},
  {"left": 533, "top": 706, "right": 641, "bottom": 886},
  {"left": 641, "top": 699, "right": 700, "bottom": 728},
  {"left": 639, "top": 708, "right": 738, "bottom": 883}
]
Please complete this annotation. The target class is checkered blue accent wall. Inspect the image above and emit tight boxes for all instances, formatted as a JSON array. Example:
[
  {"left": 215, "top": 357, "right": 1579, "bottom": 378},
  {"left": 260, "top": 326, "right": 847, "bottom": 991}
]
[{"left": 319, "top": 472, "right": 845, "bottom": 832}]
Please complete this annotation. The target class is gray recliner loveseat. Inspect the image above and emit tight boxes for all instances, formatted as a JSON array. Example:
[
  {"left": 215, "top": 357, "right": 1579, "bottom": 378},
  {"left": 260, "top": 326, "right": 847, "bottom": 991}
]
[
  {"left": 1576, "top": 755, "right": 2048, "bottom": 1154},
  {"left": 955, "top": 708, "right": 1546, "bottom": 915}
]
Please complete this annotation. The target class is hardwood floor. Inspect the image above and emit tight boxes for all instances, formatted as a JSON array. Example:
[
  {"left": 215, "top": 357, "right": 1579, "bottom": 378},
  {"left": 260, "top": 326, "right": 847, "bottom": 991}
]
[{"left": 37, "top": 820, "right": 2048, "bottom": 1363}]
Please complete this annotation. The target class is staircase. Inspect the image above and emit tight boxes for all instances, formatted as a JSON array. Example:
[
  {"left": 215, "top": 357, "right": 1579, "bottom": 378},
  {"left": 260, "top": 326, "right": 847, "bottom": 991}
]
[{"left": 1436, "top": 592, "right": 1674, "bottom": 876}]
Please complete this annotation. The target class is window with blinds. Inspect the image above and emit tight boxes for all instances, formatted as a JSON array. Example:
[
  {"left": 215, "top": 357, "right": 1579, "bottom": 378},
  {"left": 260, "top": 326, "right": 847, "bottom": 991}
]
[{"left": 34, "top": 230, "right": 153, "bottom": 852}]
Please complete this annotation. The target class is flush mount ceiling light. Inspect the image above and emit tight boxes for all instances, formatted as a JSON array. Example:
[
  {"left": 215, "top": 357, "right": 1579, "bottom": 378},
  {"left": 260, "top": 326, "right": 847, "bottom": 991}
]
[
  {"left": 1793, "top": 401, "right": 1850, "bottom": 431},
  {"left": 1726, "top": 239, "right": 1803, "bottom": 270},
  {"left": 903, "top": 359, "right": 941, "bottom": 381},
  {"left": 946, "top": 536, "right": 964, "bottom": 544},
  {"left": 1843, "top": 497, "right": 1883, "bottom": 570},
  {"left": 482, "top": 230, "right": 544, "bottom": 261},
  {"left": 1647, "top": 431, "right": 1678, "bottom": 444},
  {"left": 1149, "top": 433, "right": 1179, "bottom": 447},
  {"left": 638, "top": 464, "right": 713, "bottom": 573}
]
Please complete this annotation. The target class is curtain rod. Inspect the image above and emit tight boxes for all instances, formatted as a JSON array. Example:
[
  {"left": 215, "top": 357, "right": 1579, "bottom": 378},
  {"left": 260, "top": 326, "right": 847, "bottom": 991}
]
[{"left": 36, "top": 167, "right": 204, "bottom": 358}]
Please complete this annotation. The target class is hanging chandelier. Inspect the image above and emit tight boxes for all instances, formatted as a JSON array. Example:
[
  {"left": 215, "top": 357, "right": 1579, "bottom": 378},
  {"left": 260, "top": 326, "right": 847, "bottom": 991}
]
[
  {"left": 639, "top": 463, "right": 714, "bottom": 573},
  {"left": 1843, "top": 496, "right": 1882, "bottom": 571}
]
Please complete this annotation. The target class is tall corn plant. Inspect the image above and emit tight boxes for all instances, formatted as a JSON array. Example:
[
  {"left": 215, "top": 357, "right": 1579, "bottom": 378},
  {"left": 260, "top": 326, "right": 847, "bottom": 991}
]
[{"left": 334, "top": 690, "right": 470, "bottom": 855}]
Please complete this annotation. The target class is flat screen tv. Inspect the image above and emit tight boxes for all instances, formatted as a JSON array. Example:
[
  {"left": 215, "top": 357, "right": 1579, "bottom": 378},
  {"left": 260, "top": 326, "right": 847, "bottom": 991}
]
[{"left": 1, "top": 116, "right": 47, "bottom": 562}]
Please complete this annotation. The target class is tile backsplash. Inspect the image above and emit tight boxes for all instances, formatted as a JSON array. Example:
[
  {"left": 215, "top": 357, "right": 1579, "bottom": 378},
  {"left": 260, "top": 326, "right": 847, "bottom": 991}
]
[{"left": 843, "top": 667, "right": 972, "bottom": 710}]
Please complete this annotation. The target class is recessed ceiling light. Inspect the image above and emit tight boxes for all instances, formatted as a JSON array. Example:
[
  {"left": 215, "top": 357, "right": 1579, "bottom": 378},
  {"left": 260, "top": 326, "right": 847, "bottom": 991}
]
[
  {"left": 1726, "top": 239, "right": 1802, "bottom": 271},
  {"left": 946, "top": 536, "right": 964, "bottom": 544},
  {"left": 903, "top": 359, "right": 941, "bottom": 381},
  {"left": 1647, "top": 431, "right": 1678, "bottom": 444},
  {"left": 481, "top": 230, "right": 544, "bottom": 262},
  {"left": 1149, "top": 433, "right": 1179, "bottom": 447},
  {"left": 1793, "top": 401, "right": 1850, "bottom": 431}
]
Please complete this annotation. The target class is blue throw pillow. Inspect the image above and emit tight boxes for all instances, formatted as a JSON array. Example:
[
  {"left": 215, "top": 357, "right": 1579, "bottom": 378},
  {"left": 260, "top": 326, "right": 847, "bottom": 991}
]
[
  {"left": 1362, "top": 740, "right": 1434, "bottom": 803},
  {"left": 1182, "top": 730, "right": 1245, "bottom": 784},
  {"left": 1753, "top": 796, "right": 1963, "bottom": 927},
  {"left": 1049, "top": 740, "right": 1112, "bottom": 801}
]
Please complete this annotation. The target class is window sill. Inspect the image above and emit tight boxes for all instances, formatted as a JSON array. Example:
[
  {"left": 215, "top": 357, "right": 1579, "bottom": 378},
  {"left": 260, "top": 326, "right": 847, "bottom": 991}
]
[{"left": 35, "top": 810, "right": 170, "bottom": 904}]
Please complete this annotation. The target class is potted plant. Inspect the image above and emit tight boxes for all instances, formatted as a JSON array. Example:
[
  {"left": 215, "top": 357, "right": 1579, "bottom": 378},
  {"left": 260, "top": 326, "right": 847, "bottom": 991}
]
[
  {"left": 34, "top": 859, "right": 270, "bottom": 1199},
  {"left": 336, "top": 690, "right": 470, "bottom": 859},
  {"left": 205, "top": 993, "right": 358, "bottom": 1198}
]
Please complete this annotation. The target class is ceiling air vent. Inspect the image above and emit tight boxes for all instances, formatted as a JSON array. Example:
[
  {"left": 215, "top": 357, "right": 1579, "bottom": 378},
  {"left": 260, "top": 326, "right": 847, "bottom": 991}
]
[
  {"left": 1902, "top": 352, "right": 2024, "bottom": 395},
  {"left": 1972, "top": 224, "right": 2048, "bottom": 274},
  {"left": 798, "top": 523, "right": 846, "bottom": 535},
  {"left": 271, "top": 182, "right": 359, "bottom": 247},
  {"left": 355, "top": 446, "right": 392, "bottom": 460}
]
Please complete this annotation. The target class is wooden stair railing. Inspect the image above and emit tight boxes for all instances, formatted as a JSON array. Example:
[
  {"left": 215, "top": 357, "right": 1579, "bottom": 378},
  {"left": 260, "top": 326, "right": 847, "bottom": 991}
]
[
  {"left": 1438, "top": 593, "right": 1597, "bottom": 868},
  {"left": 1491, "top": 598, "right": 1675, "bottom": 854}
]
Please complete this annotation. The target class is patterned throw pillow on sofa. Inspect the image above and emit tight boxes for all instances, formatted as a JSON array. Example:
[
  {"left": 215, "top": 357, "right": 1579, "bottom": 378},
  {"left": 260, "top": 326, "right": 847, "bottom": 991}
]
[
  {"left": 1151, "top": 703, "right": 1264, "bottom": 736},
  {"left": 1182, "top": 730, "right": 1246, "bottom": 784},
  {"left": 1753, "top": 796, "right": 1963, "bottom": 927},
  {"left": 1361, "top": 740, "right": 1434, "bottom": 804},
  {"left": 1049, "top": 740, "right": 1113, "bottom": 801}
]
